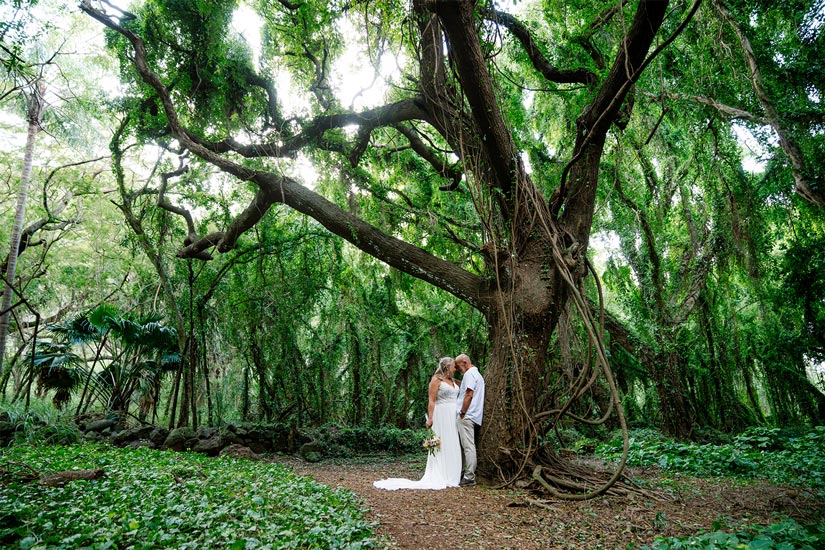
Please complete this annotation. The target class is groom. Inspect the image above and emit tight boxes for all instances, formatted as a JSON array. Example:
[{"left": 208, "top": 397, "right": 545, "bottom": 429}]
[{"left": 455, "top": 354, "right": 485, "bottom": 487}]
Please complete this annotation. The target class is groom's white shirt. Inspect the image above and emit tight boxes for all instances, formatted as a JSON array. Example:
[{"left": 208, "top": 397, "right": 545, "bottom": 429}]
[{"left": 457, "top": 366, "right": 485, "bottom": 425}]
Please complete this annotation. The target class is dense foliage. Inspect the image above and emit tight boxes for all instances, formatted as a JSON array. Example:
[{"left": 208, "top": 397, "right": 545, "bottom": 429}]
[
  {"left": 597, "top": 427, "right": 825, "bottom": 495},
  {"left": 0, "top": 443, "right": 378, "bottom": 549},
  {"left": 636, "top": 518, "right": 825, "bottom": 550},
  {"left": 0, "top": 0, "right": 822, "bottom": 497}
]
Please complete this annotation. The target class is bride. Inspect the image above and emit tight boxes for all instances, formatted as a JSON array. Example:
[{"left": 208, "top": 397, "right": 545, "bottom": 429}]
[{"left": 373, "top": 357, "right": 462, "bottom": 490}]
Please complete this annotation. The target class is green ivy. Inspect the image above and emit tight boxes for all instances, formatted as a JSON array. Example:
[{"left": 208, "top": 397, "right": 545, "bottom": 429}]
[
  {"left": 0, "top": 443, "right": 378, "bottom": 549},
  {"left": 597, "top": 426, "right": 825, "bottom": 494},
  {"left": 631, "top": 518, "right": 825, "bottom": 549}
]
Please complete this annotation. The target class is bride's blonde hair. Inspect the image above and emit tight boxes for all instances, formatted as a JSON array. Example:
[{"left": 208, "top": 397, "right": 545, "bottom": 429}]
[{"left": 434, "top": 356, "right": 454, "bottom": 379}]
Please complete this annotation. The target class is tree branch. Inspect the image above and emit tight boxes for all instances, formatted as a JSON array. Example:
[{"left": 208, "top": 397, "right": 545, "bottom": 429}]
[
  {"left": 481, "top": 8, "right": 597, "bottom": 85},
  {"left": 81, "top": 1, "right": 491, "bottom": 312},
  {"left": 645, "top": 91, "right": 767, "bottom": 124},
  {"left": 393, "top": 124, "right": 463, "bottom": 190},
  {"left": 713, "top": 0, "right": 823, "bottom": 207}
]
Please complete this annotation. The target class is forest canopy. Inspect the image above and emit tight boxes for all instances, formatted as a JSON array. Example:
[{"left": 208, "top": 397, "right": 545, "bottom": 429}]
[{"left": 0, "top": 0, "right": 823, "bottom": 496}]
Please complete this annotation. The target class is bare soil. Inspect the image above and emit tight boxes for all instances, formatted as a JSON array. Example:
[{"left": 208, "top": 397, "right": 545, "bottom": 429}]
[{"left": 279, "top": 455, "right": 823, "bottom": 549}]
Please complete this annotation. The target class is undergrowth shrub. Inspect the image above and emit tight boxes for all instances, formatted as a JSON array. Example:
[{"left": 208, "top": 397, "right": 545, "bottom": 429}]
[
  {"left": 631, "top": 518, "right": 825, "bottom": 549},
  {"left": 306, "top": 425, "right": 423, "bottom": 457},
  {"left": 0, "top": 401, "right": 82, "bottom": 446},
  {"left": 597, "top": 426, "right": 825, "bottom": 493}
]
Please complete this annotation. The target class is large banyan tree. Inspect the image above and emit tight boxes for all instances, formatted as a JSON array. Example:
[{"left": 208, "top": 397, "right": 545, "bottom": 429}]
[{"left": 80, "top": 0, "right": 824, "bottom": 495}]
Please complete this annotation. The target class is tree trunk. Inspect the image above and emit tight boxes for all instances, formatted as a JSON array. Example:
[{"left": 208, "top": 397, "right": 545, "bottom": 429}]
[
  {"left": 176, "top": 345, "right": 191, "bottom": 428},
  {"left": 350, "top": 323, "right": 363, "bottom": 425},
  {"left": 167, "top": 363, "right": 181, "bottom": 430},
  {"left": 242, "top": 362, "right": 250, "bottom": 422},
  {"left": 0, "top": 80, "right": 44, "bottom": 378},
  {"left": 652, "top": 345, "right": 694, "bottom": 439},
  {"left": 477, "top": 258, "right": 559, "bottom": 474},
  {"left": 249, "top": 327, "right": 272, "bottom": 421}
]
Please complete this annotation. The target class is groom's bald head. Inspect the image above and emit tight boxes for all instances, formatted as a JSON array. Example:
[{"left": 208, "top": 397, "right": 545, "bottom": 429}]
[{"left": 455, "top": 354, "right": 471, "bottom": 373}]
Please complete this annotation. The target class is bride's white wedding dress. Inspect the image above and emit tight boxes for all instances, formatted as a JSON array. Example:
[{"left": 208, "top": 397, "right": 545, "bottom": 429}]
[{"left": 373, "top": 381, "right": 462, "bottom": 490}]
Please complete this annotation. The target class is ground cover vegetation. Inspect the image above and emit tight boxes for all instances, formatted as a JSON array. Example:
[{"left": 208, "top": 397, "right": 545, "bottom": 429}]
[
  {"left": 0, "top": 442, "right": 378, "bottom": 549},
  {"left": 597, "top": 426, "right": 825, "bottom": 494},
  {"left": 0, "top": 0, "right": 823, "bottom": 545},
  {"left": 1, "top": 423, "right": 823, "bottom": 549}
]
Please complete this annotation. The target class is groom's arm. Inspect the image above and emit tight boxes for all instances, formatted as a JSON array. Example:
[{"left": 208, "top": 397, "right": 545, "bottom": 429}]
[{"left": 459, "top": 388, "right": 474, "bottom": 418}]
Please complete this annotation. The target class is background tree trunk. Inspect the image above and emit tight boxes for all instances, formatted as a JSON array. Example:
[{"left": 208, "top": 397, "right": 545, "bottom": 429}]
[{"left": 0, "top": 80, "right": 44, "bottom": 379}]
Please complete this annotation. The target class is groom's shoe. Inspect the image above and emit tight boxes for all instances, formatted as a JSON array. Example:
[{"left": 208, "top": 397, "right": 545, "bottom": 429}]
[{"left": 459, "top": 477, "right": 476, "bottom": 487}]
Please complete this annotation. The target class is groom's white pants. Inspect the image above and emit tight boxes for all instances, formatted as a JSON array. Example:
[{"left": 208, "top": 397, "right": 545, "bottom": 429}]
[{"left": 457, "top": 416, "right": 477, "bottom": 481}]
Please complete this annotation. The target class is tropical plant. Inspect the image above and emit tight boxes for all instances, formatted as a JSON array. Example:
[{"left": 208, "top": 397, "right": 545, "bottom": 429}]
[{"left": 36, "top": 305, "right": 180, "bottom": 420}]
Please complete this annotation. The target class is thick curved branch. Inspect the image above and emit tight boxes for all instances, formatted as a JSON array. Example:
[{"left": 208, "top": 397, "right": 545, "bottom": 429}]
[
  {"left": 427, "top": 0, "right": 521, "bottom": 200},
  {"left": 81, "top": 1, "right": 491, "bottom": 312},
  {"left": 481, "top": 9, "right": 597, "bottom": 85},
  {"left": 558, "top": 0, "right": 676, "bottom": 243},
  {"left": 183, "top": 98, "right": 428, "bottom": 159},
  {"left": 412, "top": 2, "right": 493, "bottom": 204},
  {"left": 393, "top": 124, "right": 463, "bottom": 190},
  {"left": 425, "top": 0, "right": 549, "bottom": 233},
  {"left": 180, "top": 171, "right": 490, "bottom": 309}
]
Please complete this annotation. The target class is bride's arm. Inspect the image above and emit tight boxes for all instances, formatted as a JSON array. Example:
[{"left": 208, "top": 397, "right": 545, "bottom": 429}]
[{"left": 426, "top": 376, "right": 439, "bottom": 428}]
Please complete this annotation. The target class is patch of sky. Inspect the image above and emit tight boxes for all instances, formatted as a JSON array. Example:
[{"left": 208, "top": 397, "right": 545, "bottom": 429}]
[
  {"left": 801, "top": 0, "right": 825, "bottom": 41},
  {"left": 732, "top": 123, "right": 767, "bottom": 174}
]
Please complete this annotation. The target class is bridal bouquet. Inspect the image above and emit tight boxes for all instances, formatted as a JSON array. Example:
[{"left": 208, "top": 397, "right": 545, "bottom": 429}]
[{"left": 422, "top": 428, "right": 441, "bottom": 456}]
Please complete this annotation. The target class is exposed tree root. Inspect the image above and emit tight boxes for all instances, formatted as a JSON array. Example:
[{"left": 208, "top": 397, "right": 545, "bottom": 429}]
[
  {"left": 38, "top": 468, "right": 106, "bottom": 487},
  {"left": 0, "top": 461, "right": 39, "bottom": 484},
  {"left": 527, "top": 451, "right": 671, "bottom": 502}
]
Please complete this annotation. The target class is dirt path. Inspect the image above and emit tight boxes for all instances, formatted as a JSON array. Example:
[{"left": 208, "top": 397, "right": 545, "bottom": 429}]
[{"left": 281, "top": 456, "right": 823, "bottom": 549}]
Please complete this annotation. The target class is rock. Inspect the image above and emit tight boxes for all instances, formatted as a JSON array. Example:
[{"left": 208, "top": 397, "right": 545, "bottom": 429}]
[
  {"left": 299, "top": 440, "right": 324, "bottom": 461},
  {"left": 110, "top": 425, "right": 154, "bottom": 446},
  {"left": 0, "top": 421, "right": 16, "bottom": 445},
  {"left": 192, "top": 435, "right": 223, "bottom": 456},
  {"left": 272, "top": 425, "right": 295, "bottom": 452},
  {"left": 85, "top": 418, "right": 117, "bottom": 432},
  {"left": 149, "top": 428, "right": 169, "bottom": 446},
  {"left": 197, "top": 426, "right": 217, "bottom": 439},
  {"left": 127, "top": 439, "right": 156, "bottom": 449},
  {"left": 304, "top": 451, "right": 322, "bottom": 462},
  {"left": 219, "top": 444, "right": 261, "bottom": 461},
  {"left": 217, "top": 427, "right": 241, "bottom": 447},
  {"left": 162, "top": 427, "right": 197, "bottom": 451},
  {"left": 241, "top": 426, "right": 272, "bottom": 454}
]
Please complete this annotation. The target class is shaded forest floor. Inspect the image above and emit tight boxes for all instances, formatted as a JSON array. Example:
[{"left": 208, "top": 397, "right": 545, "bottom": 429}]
[{"left": 279, "top": 455, "right": 824, "bottom": 549}]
